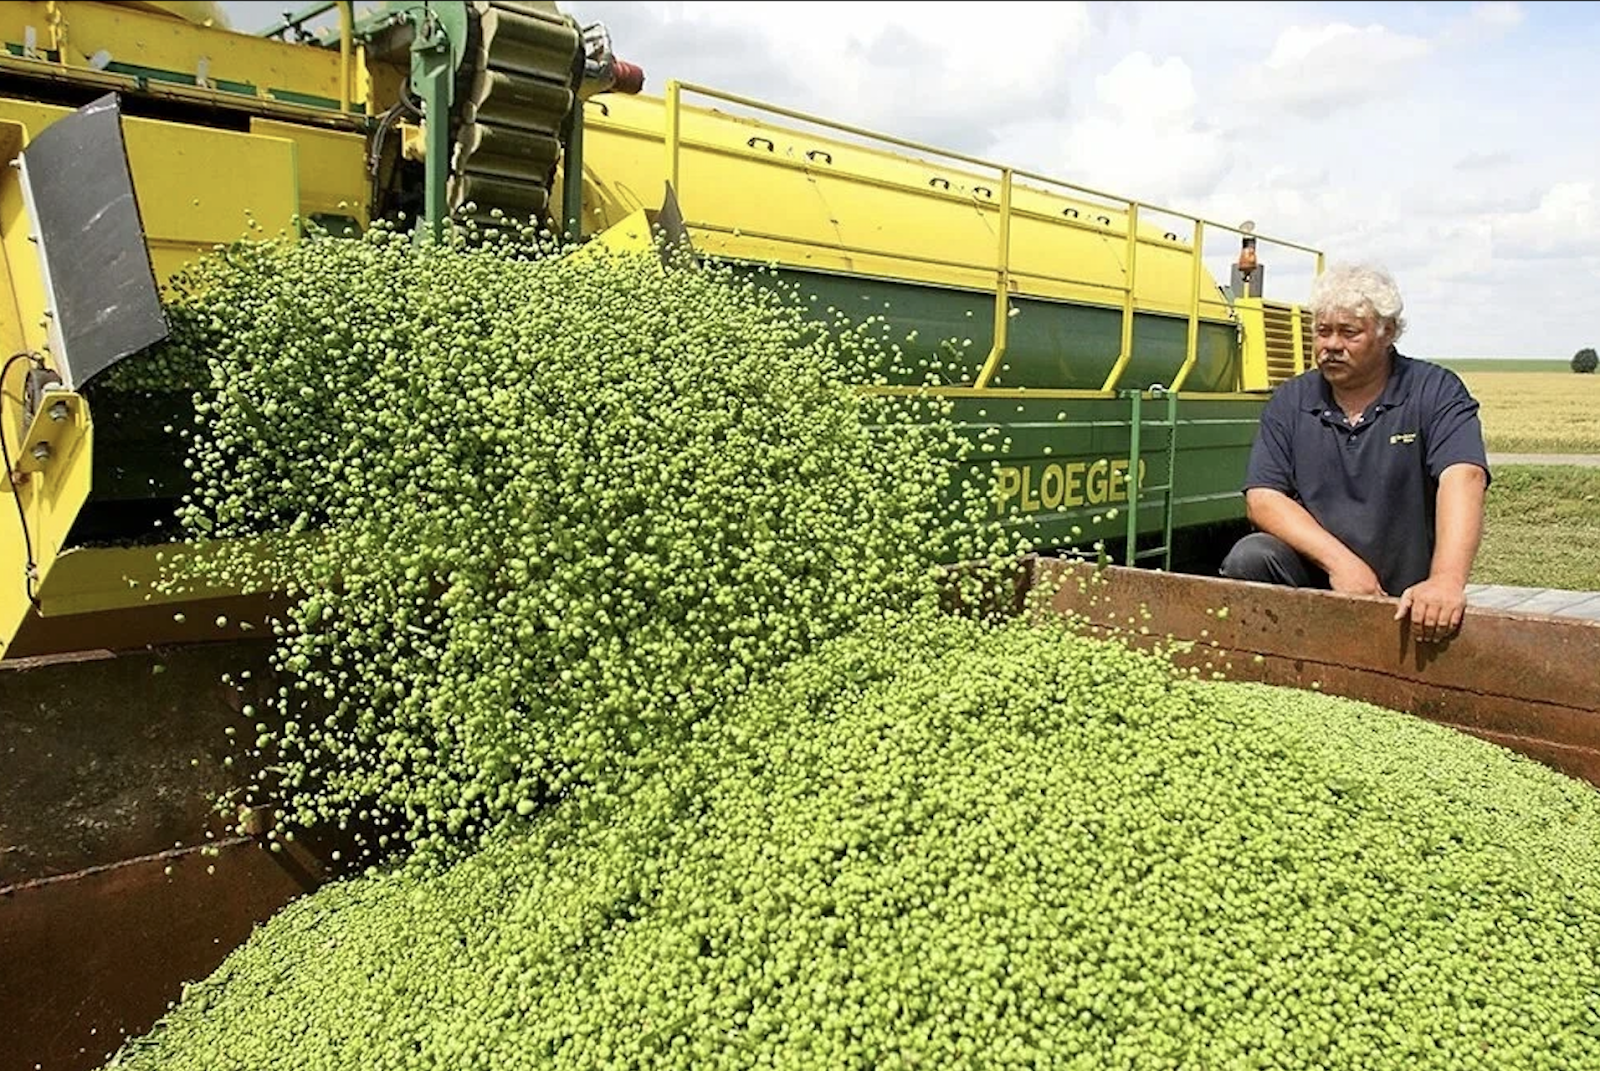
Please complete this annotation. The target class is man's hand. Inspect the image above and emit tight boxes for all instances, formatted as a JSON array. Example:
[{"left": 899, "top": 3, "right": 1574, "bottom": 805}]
[
  {"left": 1397, "top": 463, "right": 1485, "bottom": 645},
  {"left": 1327, "top": 557, "right": 1385, "bottom": 597},
  {"left": 1245, "top": 489, "right": 1386, "bottom": 596},
  {"left": 1395, "top": 576, "right": 1468, "bottom": 644}
]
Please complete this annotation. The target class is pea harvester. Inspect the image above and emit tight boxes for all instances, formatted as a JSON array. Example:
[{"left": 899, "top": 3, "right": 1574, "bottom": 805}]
[{"left": 0, "top": 3, "right": 1595, "bottom": 1068}]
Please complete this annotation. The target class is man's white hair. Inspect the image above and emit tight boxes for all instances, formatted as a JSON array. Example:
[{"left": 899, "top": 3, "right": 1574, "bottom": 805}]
[{"left": 1308, "top": 262, "right": 1407, "bottom": 343}]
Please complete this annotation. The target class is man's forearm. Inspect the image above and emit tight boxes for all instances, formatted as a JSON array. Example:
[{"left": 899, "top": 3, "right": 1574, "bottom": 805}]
[
  {"left": 1244, "top": 489, "right": 1365, "bottom": 574},
  {"left": 1430, "top": 464, "right": 1488, "bottom": 585}
]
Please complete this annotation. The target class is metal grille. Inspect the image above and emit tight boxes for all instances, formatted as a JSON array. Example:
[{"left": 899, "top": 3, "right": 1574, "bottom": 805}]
[{"left": 1261, "top": 300, "right": 1312, "bottom": 386}]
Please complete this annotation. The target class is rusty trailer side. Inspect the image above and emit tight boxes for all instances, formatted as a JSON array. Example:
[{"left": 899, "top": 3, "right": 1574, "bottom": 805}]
[
  {"left": 1030, "top": 560, "right": 1600, "bottom": 786},
  {"left": 3, "top": 562, "right": 1599, "bottom": 1071}
]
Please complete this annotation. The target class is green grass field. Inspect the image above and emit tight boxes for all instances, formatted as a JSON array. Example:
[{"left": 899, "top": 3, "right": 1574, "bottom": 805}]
[
  {"left": 1476, "top": 464, "right": 1600, "bottom": 590},
  {"left": 1437, "top": 358, "right": 1573, "bottom": 374}
]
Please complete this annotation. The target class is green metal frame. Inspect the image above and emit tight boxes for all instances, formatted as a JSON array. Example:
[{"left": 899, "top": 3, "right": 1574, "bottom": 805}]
[
  {"left": 352, "top": 1, "right": 472, "bottom": 61},
  {"left": 344, "top": 2, "right": 473, "bottom": 240},
  {"left": 563, "top": 102, "right": 584, "bottom": 243},
  {"left": 411, "top": 21, "right": 453, "bottom": 241}
]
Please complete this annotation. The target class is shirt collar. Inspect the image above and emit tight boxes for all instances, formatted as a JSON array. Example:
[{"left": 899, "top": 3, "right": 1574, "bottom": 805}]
[
  {"left": 1304, "top": 348, "right": 1413, "bottom": 415},
  {"left": 1375, "top": 350, "right": 1414, "bottom": 410}
]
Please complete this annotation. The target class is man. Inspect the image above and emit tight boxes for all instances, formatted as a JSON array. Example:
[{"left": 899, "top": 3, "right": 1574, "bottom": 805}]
[{"left": 1219, "top": 262, "right": 1491, "bottom": 644}]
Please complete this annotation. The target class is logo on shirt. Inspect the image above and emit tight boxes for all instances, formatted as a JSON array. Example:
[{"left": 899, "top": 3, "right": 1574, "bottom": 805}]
[{"left": 1389, "top": 432, "right": 1418, "bottom": 445}]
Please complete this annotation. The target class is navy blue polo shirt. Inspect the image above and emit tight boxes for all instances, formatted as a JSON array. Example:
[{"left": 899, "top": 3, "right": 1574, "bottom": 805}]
[{"left": 1242, "top": 352, "right": 1491, "bottom": 595}]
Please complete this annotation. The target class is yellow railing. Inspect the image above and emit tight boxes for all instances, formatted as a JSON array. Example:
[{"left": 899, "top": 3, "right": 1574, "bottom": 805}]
[
  {"left": 972, "top": 167, "right": 1013, "bottom": 390},
  {"left": 4, "top": 1, "right": 362, "bottom": 120},
  {"left": 336, "top": 0, "right": 353, "bottom": 114},
  {"left": 661, "top": 80, "right": 1325, "bottom": 394},
  {"left": 1174, "top": 220, "right": 1205, "bottom": 392}
]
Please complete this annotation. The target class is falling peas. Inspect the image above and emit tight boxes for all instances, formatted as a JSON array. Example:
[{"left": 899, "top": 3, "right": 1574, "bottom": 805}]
[{"left": 95, "top": 220, "right": 1600, "bottom": 1071}]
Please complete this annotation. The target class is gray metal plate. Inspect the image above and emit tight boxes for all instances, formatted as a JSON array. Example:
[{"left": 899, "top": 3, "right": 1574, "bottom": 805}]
[{"left": 20, "top": 92, "right": 167, "bottom": 388}]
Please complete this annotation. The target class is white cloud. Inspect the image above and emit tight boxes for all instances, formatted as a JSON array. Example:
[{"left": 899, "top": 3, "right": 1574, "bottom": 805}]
[
  {"left": 1453, "top": 149, "right": 1514, "bottom": 172},
  {"left": 1471, "top": 2, "right": 1526, "bottom": 30},
  {"left": 1491, "top": 182, "right": 1599, "bottom": 260},
  {"left": 1096, "top": 50, "right": 1198, "bottom": 126},
  {"left": 1054, "top": 53, "right": 1233, "bottom": 207},
  {"left": 585, "top": 1, "right": 1095, "bottom": 154},
  {"left": 1402, "top": 181, "right": 1542, "bottom": 219},
  {"left": 1261, "top": 21, "right": 1429, "bottom": 71},
  {"left": 1435, "top": 0, "right": 1527, "bottom": 48},
  {"left": 1239, "top": 22, "right": 1432, "bottom": 115}
]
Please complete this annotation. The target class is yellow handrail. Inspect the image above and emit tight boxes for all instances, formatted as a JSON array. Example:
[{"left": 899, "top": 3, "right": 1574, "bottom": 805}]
[
  {"left": 336, "top": 0, "right": 352, "bottom": 113},
  {"left": 46, "top": 1, "right": 66, "bottom": 64},
  {"left": 661, "top": 79, "right": 1325, "bottom": 394},
  {"left": 1100, "top": 202, "right": 1140, "bottom": 392},
  {"left": 972, "top": 168, "right": 1014, "bottom": 390},
  {"left": 663, "top": 80, "right": 1323, "bottom": 258},
  {"left": 1169, "top": 220, "right": 1206, "bottom": 392},
  {"left": 664, "top": 129, "right": 1202, "bottom": 269},
  {"left": 688, "top": 220, "right": 1219, "bottom": 315},
  {"left": 1292, "top": 304, "right": 1306, "bottom": 376},
  {"left": 665, "top": 80, "right": 681, "bottom": 194}
]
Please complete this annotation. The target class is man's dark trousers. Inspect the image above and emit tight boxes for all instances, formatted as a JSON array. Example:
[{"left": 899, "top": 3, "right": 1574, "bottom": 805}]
[{"left": 1219, "top": 533, "right": 1331, "bottom": 589}]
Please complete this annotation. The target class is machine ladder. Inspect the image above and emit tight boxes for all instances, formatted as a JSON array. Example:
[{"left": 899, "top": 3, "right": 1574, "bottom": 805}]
[{"left": 1121, "top": 387, "right": 1180, "bottom": 570}]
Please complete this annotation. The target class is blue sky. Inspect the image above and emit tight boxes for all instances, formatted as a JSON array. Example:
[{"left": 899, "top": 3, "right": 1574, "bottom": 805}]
[{"left": 222, "top": 1, "right": 1598, "bottom": 359}]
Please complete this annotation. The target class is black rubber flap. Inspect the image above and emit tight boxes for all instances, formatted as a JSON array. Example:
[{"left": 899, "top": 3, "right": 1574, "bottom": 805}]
[{"left": 21, "top": 92, "right": 167, "bottom": 389}]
